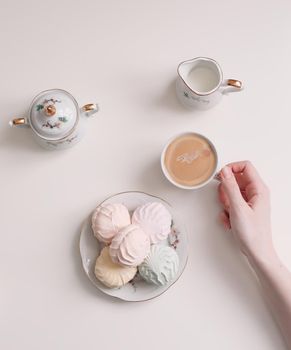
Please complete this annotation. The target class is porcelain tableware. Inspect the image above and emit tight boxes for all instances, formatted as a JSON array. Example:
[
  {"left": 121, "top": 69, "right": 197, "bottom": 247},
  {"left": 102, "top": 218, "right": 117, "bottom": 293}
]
[
  {"left": 10, "top": 88, "right": 99, "bottom": 150},
  {"left": 79, "top": 191, "right": 188, "bottom": 302},
  {"left": 176, "top": 57, "right": 243, "bottom": 110},
  {"left": 161, "top": 132, "right": 219, "bottom": 190}
]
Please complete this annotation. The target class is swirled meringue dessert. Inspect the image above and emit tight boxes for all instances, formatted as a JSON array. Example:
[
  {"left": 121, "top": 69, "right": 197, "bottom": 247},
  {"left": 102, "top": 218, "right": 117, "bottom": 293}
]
[
  {"left": 138, "top": 245, "right": 179, "bottom": 286},
  {"left": 132, "top": 202, "right": 172, "bottom": 244},
  {"left": 109, "top": 224, "right": 150, "bottom": 267},
  {"left": 94, "top": 247, "right": 137, "bottom": 288},
  {"left": 92, "top": 203, "right": 130, "bottom": 244}
]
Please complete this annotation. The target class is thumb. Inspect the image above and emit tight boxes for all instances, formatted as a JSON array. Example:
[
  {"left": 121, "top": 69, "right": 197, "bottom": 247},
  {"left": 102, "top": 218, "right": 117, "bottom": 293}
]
[{"left": 221, "top": 166, "right": 244, "bottom": 208}]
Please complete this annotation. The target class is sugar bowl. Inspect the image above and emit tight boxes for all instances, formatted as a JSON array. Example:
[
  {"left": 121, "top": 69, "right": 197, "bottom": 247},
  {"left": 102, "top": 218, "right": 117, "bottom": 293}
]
[{"left": 10, "top": 89, "right": 99, "bottom": 150}]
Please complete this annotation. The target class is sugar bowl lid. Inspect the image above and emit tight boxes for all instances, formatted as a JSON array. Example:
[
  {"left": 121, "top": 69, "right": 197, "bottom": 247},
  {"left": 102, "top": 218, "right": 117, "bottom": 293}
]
[{"left": 29, "top": 89, "right": 79, "bottom": 140}]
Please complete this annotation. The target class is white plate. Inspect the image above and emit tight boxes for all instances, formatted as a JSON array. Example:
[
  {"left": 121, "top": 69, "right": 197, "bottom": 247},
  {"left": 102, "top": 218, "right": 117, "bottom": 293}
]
[{"left": 79, "top": 191, "right": 188, "bottom": 302}]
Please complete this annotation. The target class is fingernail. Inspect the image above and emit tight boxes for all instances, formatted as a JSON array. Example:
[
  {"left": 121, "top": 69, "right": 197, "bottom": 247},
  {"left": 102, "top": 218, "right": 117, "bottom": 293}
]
[{"left": 222, "top": 166, "right": 232, "bottom": 179}]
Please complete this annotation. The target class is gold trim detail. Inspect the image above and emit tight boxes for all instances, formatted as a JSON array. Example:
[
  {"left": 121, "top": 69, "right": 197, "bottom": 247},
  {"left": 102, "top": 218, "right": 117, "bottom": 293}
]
[
  {"left": 227, "top": 79, "right": 242, "bottom": 89},
  {"left": 82, "top": 103, "right": 97, "bottom": 112},
  {"left": 12, "top": 118, "right": 26, "bottom": 126},
  {"left": 177, "top": 57, "right": 223, "bottom": 96},
  {"left": 45, "top": 104, "right": 56, "bottom": 117}
]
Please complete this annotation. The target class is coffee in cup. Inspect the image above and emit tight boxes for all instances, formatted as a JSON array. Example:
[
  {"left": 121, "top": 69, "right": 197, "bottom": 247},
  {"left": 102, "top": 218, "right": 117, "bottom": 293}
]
[{"left": 161, "top": 132, "right": 218, "bottom": 189}]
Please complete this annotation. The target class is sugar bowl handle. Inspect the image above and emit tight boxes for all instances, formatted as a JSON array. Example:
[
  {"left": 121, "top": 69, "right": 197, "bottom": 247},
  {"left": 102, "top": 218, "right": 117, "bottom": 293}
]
[
  {"left": 9, "top": 117, "right": 29, "bottom": 127},
  {"left": 81, "top": 103, "right": 99, "bottom": 118}
]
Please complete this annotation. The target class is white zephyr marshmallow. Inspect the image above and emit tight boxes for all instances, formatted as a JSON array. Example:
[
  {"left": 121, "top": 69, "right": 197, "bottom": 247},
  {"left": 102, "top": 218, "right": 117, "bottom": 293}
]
[
  {"left": 94, "top": 247, "right": 137, "bottom": 289},
  {"left": 109, "top": 224, "right": 150, "bottom": 267},
  {"left": 91, "top": 203, "right": 131, "bottom": 244},
  {"left": 132, "top": 202, "right": 172, "bottom": 244},
  {"left": 138, "top": 245, "right": 179, "bottom": 286}
]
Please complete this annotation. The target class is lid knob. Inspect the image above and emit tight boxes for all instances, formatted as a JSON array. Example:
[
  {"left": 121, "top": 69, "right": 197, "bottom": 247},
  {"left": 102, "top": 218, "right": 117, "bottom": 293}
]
[{"left": 45, "top": 104, "right": 56, "bottom": 117}]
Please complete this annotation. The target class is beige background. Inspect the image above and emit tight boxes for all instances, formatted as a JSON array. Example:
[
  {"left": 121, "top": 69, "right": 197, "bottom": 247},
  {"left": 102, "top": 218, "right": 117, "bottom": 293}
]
[{"left": 1, "top": 0, "right": 290, "bottom": 349}]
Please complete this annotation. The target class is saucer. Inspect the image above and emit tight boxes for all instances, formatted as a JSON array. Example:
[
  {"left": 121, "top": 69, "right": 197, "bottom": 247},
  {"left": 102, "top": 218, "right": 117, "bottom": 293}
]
[{"left": 79, "top": 191, "right": 188, "bottom": 302}]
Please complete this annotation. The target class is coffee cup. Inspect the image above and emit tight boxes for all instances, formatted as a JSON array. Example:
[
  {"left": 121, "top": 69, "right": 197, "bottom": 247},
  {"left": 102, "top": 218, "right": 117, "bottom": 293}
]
[
  {"left": 161, "top": 132, "right": 218, "bottom": 190},
  {"left": 176, "top": 57, "right": 243, "bottom": 110}
]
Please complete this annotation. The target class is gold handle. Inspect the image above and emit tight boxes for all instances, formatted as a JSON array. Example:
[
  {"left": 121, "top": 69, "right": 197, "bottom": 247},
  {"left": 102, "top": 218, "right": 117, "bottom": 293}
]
[
  {"left": 81, "top": 103, "right": 99, "bottom": 117},
  {"left": 227, "top": 79, "right": 242, "bottom": 89},
  {"left": 10, "top": 117, "right": 27, "bottom": 126},
  {"left": 214, "top": 172, "right": 222, "bottom": 182},
  {"left": 82, "top": 103, "right": 97, "bottom": 112}
]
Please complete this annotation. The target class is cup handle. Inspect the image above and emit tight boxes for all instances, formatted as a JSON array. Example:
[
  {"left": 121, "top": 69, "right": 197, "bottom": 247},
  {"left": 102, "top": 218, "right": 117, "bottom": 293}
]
[
  {"left": 9, "top": 117, "right": 29, "bottom": 127},
  {"left": 81, "top": 103, "right": 99, "bottom": 118},
  {"left": 221, "top": 79, "right": 243, "bottom": 95},
  {"left": 214, "top": 172, "right": 222, "bottom": 182}
]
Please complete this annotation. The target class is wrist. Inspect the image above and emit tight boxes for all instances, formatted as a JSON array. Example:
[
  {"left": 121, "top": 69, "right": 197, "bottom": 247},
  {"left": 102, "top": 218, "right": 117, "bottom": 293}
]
[{"left": 247, "top": 245, "right": 280, "bottom": 272}]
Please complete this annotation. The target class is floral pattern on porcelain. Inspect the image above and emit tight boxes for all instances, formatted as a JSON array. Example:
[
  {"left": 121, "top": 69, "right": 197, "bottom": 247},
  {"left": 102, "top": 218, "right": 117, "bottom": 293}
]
[
  {"left": 46, "top": 134, "right": 78, "bottom": 147},
  {"left": 169, "top": 223, "right": 180, "bottom": 250},
  {"left": 36, "top": 98, "right": 61, "bottom": 111},
  {"left": 10, "top": 88, "right": 99, "bottom": 151},
  {"left": 42, "top": 118, "right": 68, "bottom": 129},
  {"left": 35, "top": 98, "right": 70, "bottom": 129}
]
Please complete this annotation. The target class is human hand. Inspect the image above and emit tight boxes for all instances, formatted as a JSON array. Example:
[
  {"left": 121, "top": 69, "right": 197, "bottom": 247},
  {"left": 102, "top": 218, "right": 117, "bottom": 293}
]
[
  {"left": 218, "top": 162, "right": 291, "bottom": 347},
  {"left": 218, "top": 161, "right": 274, "bottom": 260}
]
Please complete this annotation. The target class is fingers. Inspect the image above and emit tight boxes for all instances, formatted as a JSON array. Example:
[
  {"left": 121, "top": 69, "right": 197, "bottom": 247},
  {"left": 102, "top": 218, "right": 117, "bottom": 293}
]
[
  {"left": 220, "top": 166, "right": 244, "bottom": 209},
  {"left": 219, "top": 210, "right": 231, "bottom": 230},
  {"left": 218, "top": 175, "right": 248, "bottom": 210},
  {"left": 227, "top": 161, "right": 260, "bottom": 176},
  {"left": 227, "top": 161, "right": 270, "bottom": 204},
  {"left": 217, "top": 161, "right": 269, "bottom": 204},
  {"left": 226, "top": 161, "right": 265, "bottom": 189},
  {"left": 218, "top": 183, "right": 230, "bottom": 210}
]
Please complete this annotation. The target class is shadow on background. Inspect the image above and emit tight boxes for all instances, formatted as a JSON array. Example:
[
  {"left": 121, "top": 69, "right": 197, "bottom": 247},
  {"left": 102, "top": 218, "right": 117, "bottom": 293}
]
[
  {"left": 0, "top": 121, "right": 46, "bottom": 154},
  {"left": 154, "top": 78, "right": 196, "bottom": 115}
]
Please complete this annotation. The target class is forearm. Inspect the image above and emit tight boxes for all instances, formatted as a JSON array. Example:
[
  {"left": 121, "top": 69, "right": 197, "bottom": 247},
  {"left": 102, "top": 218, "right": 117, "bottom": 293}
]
[{"left": 248, "top": 249, "right": 291, "bottom": 349}]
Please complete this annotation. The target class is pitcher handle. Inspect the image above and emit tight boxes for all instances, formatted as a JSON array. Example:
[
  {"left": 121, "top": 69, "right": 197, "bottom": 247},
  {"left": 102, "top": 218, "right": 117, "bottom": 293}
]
[
  {"left": 9, "top": 117, "right": 29, "bottom": 127},
  {"left": 81, "top": 103, "right": 99, "bottom": 118},
  {"left": 221, "top": 79, "right": 243, "bottom": 95}
]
